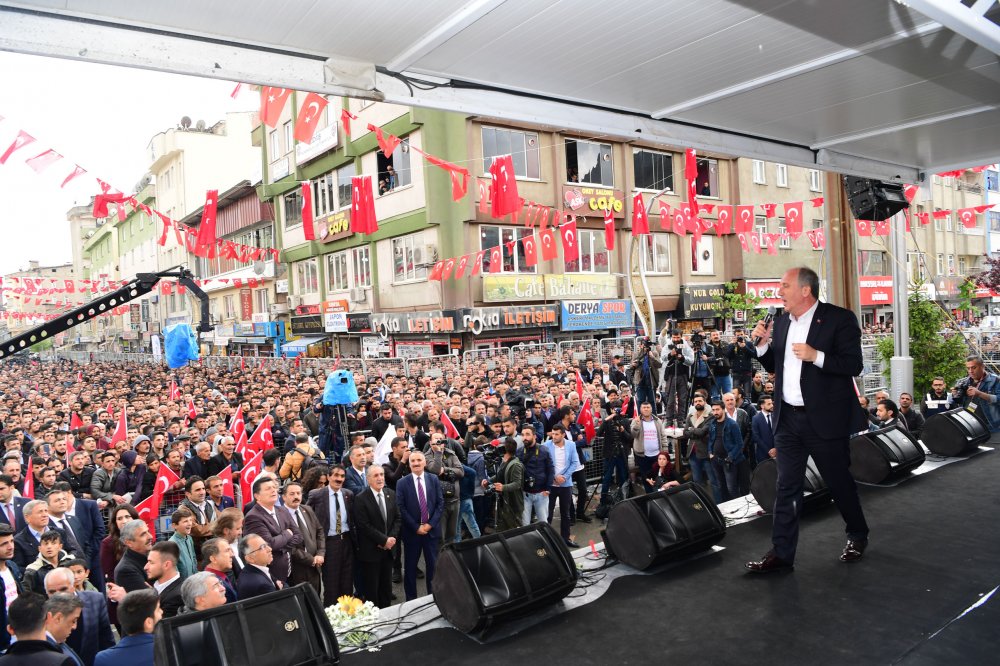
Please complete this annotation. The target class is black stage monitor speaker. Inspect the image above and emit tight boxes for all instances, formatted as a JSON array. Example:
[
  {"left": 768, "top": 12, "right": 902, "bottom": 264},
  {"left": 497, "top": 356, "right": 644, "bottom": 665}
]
[
  {"left": 433, "top": 521, "right": 578, "bottom": 636},
  {"left": 844, "top": 176, "right": 909, "bottom": 222},
  {"left": 849, "top": 425, "right": 926, "bottom": 483},
  {"left": 922, "top": 407, "right": 990, "bottom": 456},
  {"left": 750, "top": 457, "right": 830, "bottom": 514},
  {"left": 154, "top": 584, "right": 339, "bottom": 666},
  {"left": 601, "top": 482, "right": 726, "bottom": 571}
]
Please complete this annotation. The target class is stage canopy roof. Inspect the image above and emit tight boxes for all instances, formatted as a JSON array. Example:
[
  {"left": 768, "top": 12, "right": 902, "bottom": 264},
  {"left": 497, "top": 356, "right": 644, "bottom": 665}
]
[{"left": 1, "top": 0, "right": 999, "bottom": 182}]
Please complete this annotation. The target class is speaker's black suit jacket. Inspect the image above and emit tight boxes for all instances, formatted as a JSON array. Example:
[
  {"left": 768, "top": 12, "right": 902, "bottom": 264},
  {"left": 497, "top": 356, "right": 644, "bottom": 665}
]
[
  {"left": 353, "top": 488, "right": 401, "bottom": 562},
  {"left": 757, "top": 301, "right": 866, "bottom": 439}
]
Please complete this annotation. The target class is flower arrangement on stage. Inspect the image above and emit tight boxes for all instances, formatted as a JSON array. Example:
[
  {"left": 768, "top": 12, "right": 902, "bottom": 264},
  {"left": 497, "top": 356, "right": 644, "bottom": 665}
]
[{"left": 325, "top": 595, "right": 380, "bottom": 650}]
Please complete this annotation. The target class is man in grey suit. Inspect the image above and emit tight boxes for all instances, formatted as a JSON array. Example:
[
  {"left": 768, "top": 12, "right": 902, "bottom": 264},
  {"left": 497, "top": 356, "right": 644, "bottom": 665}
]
[
  {"left": 242, "top": 477, "right": 302, "bottom": 588},
  {"left": 282, "top": 481, "right": 323, "bottom": 595}
]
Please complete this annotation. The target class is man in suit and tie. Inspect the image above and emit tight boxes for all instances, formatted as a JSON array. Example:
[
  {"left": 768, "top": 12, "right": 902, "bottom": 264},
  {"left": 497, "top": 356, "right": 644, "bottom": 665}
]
[
  {"left": 746, "top": 267, "right": 870, "bottom": 574},
  {"left": 0, "top": 474, "right": 29, "bottom": 533},
  {"left": 45, "top": 488, "right": 84, "bottom": 560},
  {"left": 14, "top": 500, "right": 71, "bottom": 570},
  {"left": 242, "top": 477, "right": 302, "bottom": 588},
  {"left": 751, "top": 394, "right": 777, "bottom": 464},
  {"left": 282, "top": 481, "right": 323, "bottom": 595},
  {"left": 395, "top": 451, "right": 443, "bottom": 601},
  {"left": 44, "top": 567, "right": 115, "bottom": 666},
  {"left": 59, "top": 483, "right": 106, "bottom": 591},
  {"left": 353, "top": 465, "right": 400, "bottom": 608},
  {"left": 343, "top": 445, "right": 369, "bottom": 496},
  {"left": 306, "top": 465, "right": 356, "bottom": 605},
  {"left": 235, "top": 534, "right": 277, "bottom": 600},
  {"left": 43, "top": 592, "right": 85, "bottom": 666}
]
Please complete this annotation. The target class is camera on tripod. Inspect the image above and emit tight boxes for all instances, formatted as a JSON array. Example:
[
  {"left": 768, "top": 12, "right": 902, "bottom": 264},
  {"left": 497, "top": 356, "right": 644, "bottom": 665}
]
[{"left": 690, "top": 331, "right": 705, "bottom": 351}]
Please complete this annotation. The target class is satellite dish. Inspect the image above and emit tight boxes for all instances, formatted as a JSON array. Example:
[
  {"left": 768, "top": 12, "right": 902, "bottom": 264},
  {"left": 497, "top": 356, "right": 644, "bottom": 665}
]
[
  {"left": 253, "top": 260, "right": 265, "bottom": 276},
  {"left": 180, "top": 116, "right": 192, "bottom": 129},
  {"left": 196, "top": 120, "right": 206, "bottom": 131}
]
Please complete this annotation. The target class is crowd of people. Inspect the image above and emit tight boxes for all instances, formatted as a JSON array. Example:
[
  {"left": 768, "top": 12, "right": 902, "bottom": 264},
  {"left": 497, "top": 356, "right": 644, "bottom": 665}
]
[{"left": 0, "top": 320, "right": 995, "bottom": 664}]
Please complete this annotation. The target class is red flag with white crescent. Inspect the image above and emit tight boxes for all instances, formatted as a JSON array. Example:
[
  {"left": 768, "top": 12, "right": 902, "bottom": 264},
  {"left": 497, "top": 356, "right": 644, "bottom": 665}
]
[
  {"left": 218, "top": 466, "right": 236, "bottom": 501},
  {"left": 70, "top": 412, "right": 83, "bottom": 431},
  {"left": 109, "top": 409, "right": 128, "bottom": 447},
  {"left": 685, "top": 148, "right": 699, "bottom": 215},
  {"left": 249, "top": 418, "right": 274, "bottom": 452},
  {"left": 604, "top": 207, "right": 616, "bottom": 249},
  {"left": 631, "top": 193, "right": 650, "bottom": 236},
  {"left": 522, "top": 235, "right": 538, "bottom": 267},
  {"left": 539, "top": 228, "right": 558, "bottom": 261},
  {"left": 783, "top": 201, "right": 804, "bottom": 238},
  {"left": 239, "top": 449, "right": 264, "bottom": 508},
  {"left": 186, "top": 399, "right": 197, "bottom": 426},
  {"left": 151, "top": 462, "right": 181, "bottom": 509},
  {"left": 560, "top": 219, "right": 580, "bottom": 262},
  {"left": 293, "top": 92, "right": 329, "bottom": 144},
  {"left": 441, "top": 412, "right": 461, "bottom": 439},
  {"left": 232, "top": 405, "right": 250, "bottom": 459},
  {"left": 301, "top": 181, "right": 316, "bottom": 241},
  {"left": 578, "top": 398, "right": 596, "bottom": 443},
  {"left": 735, "top": 205, "right": 755, "bottom": 233},
  {"left": 134, "top": 494, "right": 158, "bottom": 537},
  {"left": 488, "top": 246, "right": 503, "bottom": 273},
  {"left": 23, "top": 457, "right": 34, "bottom": 499},
  {"left": 575, "top": 370, "right": 585, "bottom": 399}
]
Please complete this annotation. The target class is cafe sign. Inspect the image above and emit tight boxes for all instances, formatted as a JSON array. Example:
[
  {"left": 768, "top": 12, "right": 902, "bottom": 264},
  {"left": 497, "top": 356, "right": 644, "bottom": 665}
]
[
  {"left": 561, "top": 185, "right": 626, "bottom": 218},
  {"left": 319, "top": 209, "right": 352, "bottom": 243},
  {"left": 483, "top": 273, "right": 618, "bottom": 302},
  {"left": 679, "top": 283, "right": 726, "bottom": 319}
]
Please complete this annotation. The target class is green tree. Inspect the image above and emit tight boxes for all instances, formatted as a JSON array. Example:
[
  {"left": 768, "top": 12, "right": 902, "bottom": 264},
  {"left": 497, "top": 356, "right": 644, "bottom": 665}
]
[
  {"left": 718, "top": 282, "right": 764, "bottom": 329},
  {"left": 875, "top": 291, "right": 967, "bottom": 396}
]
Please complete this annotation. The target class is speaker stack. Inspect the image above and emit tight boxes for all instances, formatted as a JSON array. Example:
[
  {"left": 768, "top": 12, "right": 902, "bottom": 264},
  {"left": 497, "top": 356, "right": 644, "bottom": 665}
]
[
  {"left": 433, "top": 521, "right": 578, "bottom": 636},
  {"left": 921, "top": 407, "right": 991, "bottom": 456},
  {"left": 153, "top": 584, "right": 339, "bottom": 666},
  {"left": 849, "top": 425, "right": 926, "bottom": 484},
  {"left": 601, "top": 482, "right": 726, "bottom": 571},
  {"left": 750, "top": 457, "right": 830, "bottom": 513},
  {"left": 843, "top": 176, "right": 909, "bottom": 221}
]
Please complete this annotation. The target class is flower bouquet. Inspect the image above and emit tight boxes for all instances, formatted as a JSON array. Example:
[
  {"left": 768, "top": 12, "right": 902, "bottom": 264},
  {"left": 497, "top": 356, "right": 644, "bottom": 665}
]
[{"left": 325, "top": 595, "right": 380, "bottom": 650}]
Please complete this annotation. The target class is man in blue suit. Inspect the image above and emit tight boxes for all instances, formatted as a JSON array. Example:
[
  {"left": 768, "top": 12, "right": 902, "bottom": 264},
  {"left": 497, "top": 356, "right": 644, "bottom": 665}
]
[
  {"left": 55, "top": 483, "right": 106, "bottom": 590},
  {"left": 0, "top": 473, "right": 29, "bottom": 532},
  {"left": 236, "top": 534, "right": 278, "bottom": 600},
  {"left": 395, "top": 451, "right": 443, "bottom": 601},
  {"left": 751, "top": 395, "right": 776, "bottom": 464},
  {"left": 343, "top": 445, "right": 369, "bottom": 495},
  {"left": 94, "top": 589, "right": 159, "bottom": 666},
  {"left": 706, "top": 401, "right": 747, "bottom": 502},
  {"left": 43, "top": 567, "right": 115, "bottom": 666}
]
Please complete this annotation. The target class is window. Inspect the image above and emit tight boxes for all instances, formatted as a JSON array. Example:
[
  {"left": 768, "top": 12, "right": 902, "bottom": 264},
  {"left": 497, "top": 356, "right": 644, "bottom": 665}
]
[
  {"left": 987, "top": 170, "right": 999, "bottom": 192},
  {"left": 295, "top": 259, "right": 319, "bottom": 294},
  {"left": 565, "top": 230, "right": 609, "bottom": 273},
  {"left": 352, "top": 246, "right": 371, "bottom": 288},
  {"left": 327, "top": 251, "right": 349, "bottom": 291},
  {"left": 480, "top": 226, "right": 536, "bottom": 274},
  {"left": 223, "top": 295, "right": 236, "bottom": 320},
  {"left": 696, "top": 158, "right": 719, "bottom": 197},
  {"left": 959, "top": 257, "right": 968, "bottom": 275},
  {"left": 640, "top": 234, "right": 671, "bottom": 274},
  {"left": 392, "top": 234, "right": 428, "bottom": 282},
  {"left": 566, "top": 139, "right": 613, "bottom": 186},
  {"left": 946, "top": 213, "right": 953, "bottom": 231},
  {"left": 934, "top": 211, "right": 944, "bottom": 231},
  {"left": 283, "top": 122, "right": 292, "bottom": 153},
  {"left": 311, "top": 166, "right": 354, "bottom": 218},
  {"left": 633, "top": 149, "right": 674, "bottom": 191},
  {"left": 859, "top": 250, "right": 887, "bottom": 276},
  {"left": 948, "top": 255, "right": 955, "bottom": 275},
  {"left": 989, "top": 211, "right": 1000, "bottom": 232},
  {"left": 809, "top": 169, "right": 822, "bottom": 192},
  {"left": 482, "top": 127, "right": 540, "bottom": 179},
  {"left": 284, "top": 191, "right": 302, "bottom": 229},
  {"left": 752, "top": 160, "right": 766, "bottom": 185},
  {"left": 812, "top": 219, "right": 823, "bottom": 251},
  {"left": 268, "top": 130, "right": 279, "bottom": 158},
  {"left": 254, "top": 289, "right": 269, "bottom": 314},
  {"left": 775, "top": 163, "right": 788, "bottom": 188},
  {"left": 377, "top": 141, "right": 412, "bottom": 193},
  {"left": 777, "top": 220, "right": 791, "bottom": 248},
  {"left": 907, "top": 252, "right": 927, "bottom": 282},
  {"left": 755, "top": 216, "right": 767, "bottom": 248}
]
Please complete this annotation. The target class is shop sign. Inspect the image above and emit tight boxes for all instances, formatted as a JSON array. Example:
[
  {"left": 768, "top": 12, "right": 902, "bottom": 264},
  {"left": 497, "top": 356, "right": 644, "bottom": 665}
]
[
  {"left": 859, "top": 276, "right": 893, "bottom": 307},
  {"left": 236, "top": 322, "right": 255, "bottom": 336},
  {"left": 295, "top": 304, "right": 322, "bottom": 315},
  {"left": 240, "top": 289, "right": 253, "bottom": 321},
  {"left": 275, "top": 279, "right": 289, "bottom": 294},
  {"left": 679, "top": 283, "right": 726, "bottom": 319},
  {"left": 561, "top": 185, "right": 626, "bottom": 218},
  {"left": 362, "top": 335, "right": 389, "bottom": 358},
  {"left": 295, "top": 122, "right": 339, "bottom": 165},
  {"left": 745, "top": 280, "right": 782, "bottom": 308},
  {"left": 932, "top": 276, "right": 962, "bottom": 299},
  {"left": 290, "top": 314, "right": 324, "bottom": 335},
  {"left": 347, "top": 313, "right": 372, "bottom": 333},
  {"left": 319, "top": 209, "right": 352, "bottom": 243},
  {"left": 483, "top": 273, "right": 618, "bottom": 302},
  {"left": 370, "top": 310, "right": 458, "bottom": 335},
  {"left": 560, "top": 300, "right": 633, "bottom": 331},
  {"left": 252, "top": 312, "right": 270, "bottom": 324},
  {"left": 324, "top": 312, "right": 348, "bottom": 333},
  {"left": 323, "top": 299, "right": 349, "bottom": 313},
  {"left": 459, "top": 304, "right": 559, "bottom": 334},
  {"left": 252, "top": 322, "right": 278, "bottom": 337}
]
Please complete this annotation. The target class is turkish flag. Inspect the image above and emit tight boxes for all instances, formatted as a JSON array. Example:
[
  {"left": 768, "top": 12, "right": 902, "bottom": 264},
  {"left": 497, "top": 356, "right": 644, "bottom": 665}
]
[
  {"left": 856, "top": 220, "right": 872, "bottom": 236},
  {"left": 903, "top": 184, "right": 919, "bottom": 203},
  {"left": 974, "top": 204, "right": 996, "bottom": 214},
  {"left": 472, "top": 250, "right": 486, "bottom": 276},
  {"left": 632, "top": 193, "right": 649, "bottom": 236},
  {"left": 249, "top": 418, "right": 274, "bottom": 452},
  {"left": 350, "top": 176, "right": 378, "bottom": 234},
  {"left": 231, "top": 405, "right": 250, "bottom": 459},
  {"left": 109, "top": 409, "right": 128, "bottom": 447},
  {"left": 0, "top": 130, "right": 35, "bottom": 164},
  {"left": 656, "top": 201, "right": 671, "bottom": 232},
  {"left": 488, "top": 246, "right": 503, "bottom": 273},
  {"left": 932, "top": 210, "right": 950, "bottom": 219},
  {"left": 441, "top": 258, "right": 456, "bottom": 281},
  {"left": 60, "top": 165, "right": 87, "bottom": 189},
  {"left": 293, "top": 92, "right": 329, "bottom": 143},
  {"left": 416, "top": 147, "right": 470, "bottom": 201},
  {"left": 522, "top": 234, "right": 538, "bottom": 266},
  {"left": 736, "top": 205, "right": 755, "bottom": 233},
  {"left": 70, "top": 412, "right": 83, "bottom": 432},
  {"left": 301, "top": 181, "right": 316, "bottom": 241},
  {"left": 368, "top": 124, "right": 401, "bottom": 158},
  {"left": 874, "top": 220, "right": 890, "bottom": 236},
  {"left": 169, "top": 380, "right": 181, "bottom": 401},
  {"left": 478, "top": 179, "right": 490, "bottom": 214},
  {"left": 715, "top": 206, "right": 733, "bottom": 235},
  {"left": 672, "top": 207, "right": 687, "bottom": 237},
  {"left": 807, "top": 229, "right": 825, "bottom": 250},
  {"left": 810, "top": 197, "right": 824, "bottom": 207},
  {"left": 762, "top": 203, "right": 777, "bottom": 219},
  {"left": 560, "top": 219, "right": 580, "bottom": 262},
  {"left": 783, "top": 201, "right": 804, "bottom": 238},
  {"left": 536, "top": 206, "right": 550, "bottom": 230},
  {"left": 455, "top": 254, "right": 471, "bottom": 279},
  {"left": 218, "top": 466, "right": 236, "bottom": 502},
  {"left": 151, "top": 462, "right": 181, "bottom": 508},
  {"left": 24, "top": 149, "right": 63, "bottom": 173},
  {"left": 750, "top": 233, "right": 762, "bottom": 254},
  {"left": 916, "top": 212, "right": 931, "bottom": 225},
  {"left": 441, "top": 412, "right": 461, "bottom": 439},
  {"left": 259, "top": 87, "right": 291, "bottom": 127},
  {"left": 578, "top": 398, "right": 596, "bottom": 443},
  {"left": 239, "top": 449, "right": 264, "bottom": 508},
  {"left": 535, "top": 228, "right": 554, "bottom": 261},
  {"left": 575, "top": 370, "right": 585, "bottom": 399},
  {"left": 341, "top": 109, "right": 358, "bottom": 137},
  {"left": 134, "top": 494, "right": 158, "bottom": 537},
  {"left": 156, "top": 213, "right": 172, "bottom": 246},
  {"left": 194, "top": 190, "right": 219, "bottom": 258},
  {"left": 186, "top": 398, "right": 197, "bottom": 426},
  {"left": 957, "top": 208, "right": 977, "bottom": 228},
  {"left": 685, "top": 148, "right": 700, "bottom": 215},
  {"left": 429, "top": 261, "right": 444, "bottom": 281},
  {"left": 765, "top": 234, "right": 779, "bottom": 255},
  {"left": 489, "top": 154, "right": 521, "bottom": 218},
  {"left": 23, "top": 457, "right": 33, "bottom": 499}
]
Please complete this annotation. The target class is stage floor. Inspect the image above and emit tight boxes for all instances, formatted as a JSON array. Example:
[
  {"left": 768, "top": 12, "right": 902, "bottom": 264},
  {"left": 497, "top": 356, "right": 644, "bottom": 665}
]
[{"left": 350, "top": 440, "right": 999, "bottom": 665}]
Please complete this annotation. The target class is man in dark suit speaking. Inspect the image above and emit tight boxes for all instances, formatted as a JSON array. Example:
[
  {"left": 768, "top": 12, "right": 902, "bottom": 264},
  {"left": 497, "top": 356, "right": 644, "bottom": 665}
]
[
  {"left": 395, "top": 451, "right": 443, "bottom": 600},
  {"left": 745, "top": 267, "right": 870, "bottom": 574},
  {"left": 353, "top": 465, "right": 401, "bottom": 608}
]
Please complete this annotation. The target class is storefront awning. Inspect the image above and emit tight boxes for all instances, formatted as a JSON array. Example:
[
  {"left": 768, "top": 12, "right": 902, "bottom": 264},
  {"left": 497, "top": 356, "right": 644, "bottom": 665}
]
[{"left": 282, "top": 336, "right": 327, "bottom": 353}]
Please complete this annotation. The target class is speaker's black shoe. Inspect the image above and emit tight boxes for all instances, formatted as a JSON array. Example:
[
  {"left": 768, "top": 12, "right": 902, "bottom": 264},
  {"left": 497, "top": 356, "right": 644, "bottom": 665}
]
[
  {"left": 392, "top": 569, "right": 401, "bottom": 583},
  {"left": 840, "top": 539, "right": 868, "bottom": 563},
  {"left": 745, "top": 552, "right": 794, "bottom": 574},
  {"left": 415, "top": 567, "right": 425, "bottom": 579}
]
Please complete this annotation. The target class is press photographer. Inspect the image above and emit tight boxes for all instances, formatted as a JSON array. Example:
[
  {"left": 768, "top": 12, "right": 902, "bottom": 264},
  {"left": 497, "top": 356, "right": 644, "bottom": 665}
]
[
  {"left": 629, "top": 337, "right": 662, "bottom": 407},
  {"left": 952, "top": 355, "right": 1000, "bottom": 432},
  {"left": 659, "top": 329, "right": 693, "bottom": 424},
  {"left": 425, "top": 433, "right": 464, "bottom": 546},
  {"left": 597, "top": 407, "right": 630, "bottom": 507},
  {"left": 727, "top": 332, "right": 756, "bottom": 401},
  {"left": 483, "top": 437, "right": 524, "bottom": 532},
  {"left": 689, "top": 332, "right": 716, "bottom": 399},
  {"left": 707, "top": 330, "right": 732, "bottom": 399}
]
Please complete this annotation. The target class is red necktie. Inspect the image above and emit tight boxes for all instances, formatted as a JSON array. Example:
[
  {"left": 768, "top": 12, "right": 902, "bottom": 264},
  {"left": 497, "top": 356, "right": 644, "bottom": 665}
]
[{"left": 4, "top": 504, "right": 13, "bottom": 527}]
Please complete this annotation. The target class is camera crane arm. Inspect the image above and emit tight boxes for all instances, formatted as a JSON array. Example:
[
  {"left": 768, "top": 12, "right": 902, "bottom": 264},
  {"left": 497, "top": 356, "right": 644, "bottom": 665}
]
[{"left": 0, "top": 266, "right": 212, "bottom": 360}]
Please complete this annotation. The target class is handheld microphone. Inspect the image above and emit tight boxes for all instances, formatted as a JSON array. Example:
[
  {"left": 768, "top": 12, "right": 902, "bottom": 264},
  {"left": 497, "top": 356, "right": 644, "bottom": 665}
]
[{"left": 752, "top": 306, "right": 776, "bottom": 346}]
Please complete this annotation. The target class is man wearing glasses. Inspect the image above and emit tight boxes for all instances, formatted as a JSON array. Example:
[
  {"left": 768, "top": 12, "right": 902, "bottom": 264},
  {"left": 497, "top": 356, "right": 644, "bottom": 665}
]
[{"left": 236, "top": 533, "right": 277, "bottom": 599}]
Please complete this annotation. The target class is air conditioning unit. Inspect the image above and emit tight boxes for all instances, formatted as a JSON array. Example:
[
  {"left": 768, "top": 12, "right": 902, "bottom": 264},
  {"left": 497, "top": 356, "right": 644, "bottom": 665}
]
[
  {"left": 270, "top": 302, "right": 289, "bottom": 315},
  {"left": 350, "top": 287, "right": 367, "bottom": 303},
  {"left": 422, "top": 245, "right": 438, "bottom": 264},
  {"left": 287, "top": 295, "right": 301, "bottom": 310}
]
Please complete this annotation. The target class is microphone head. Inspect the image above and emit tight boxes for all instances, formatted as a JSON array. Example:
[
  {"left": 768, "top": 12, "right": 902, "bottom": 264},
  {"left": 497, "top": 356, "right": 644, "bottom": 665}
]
[{"left": 766, "top": 306, "right": 776, "bottom": 317}]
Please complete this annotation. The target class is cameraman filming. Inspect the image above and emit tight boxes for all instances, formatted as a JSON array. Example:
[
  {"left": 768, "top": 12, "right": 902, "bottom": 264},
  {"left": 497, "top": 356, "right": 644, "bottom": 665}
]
[
  {"left": 597, "top": 406, "right": 629, "bottom": 505},
  {"left": 425, "top": 433, "right": 464, "bottom": 546},
  {"left": 659, "top": 329, "right": 693, "bottom": 425},
  {"left": 629, "top": 337, "right": 662, "bottom": 408},
  {"left": 689, "top": 332, "right": 715, "bottom": 400},
  {"left": 727, "top": 331, "right": 755, "bottom": 401},
  {"left": 484, "top": 437, "right": 524, "bottom": 532},
  {"left": 707, "top": 331, "right": 732, "bottom": 400},
  {"left": 952, "top": 355, "right": 1000, "bottom": 433}
]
